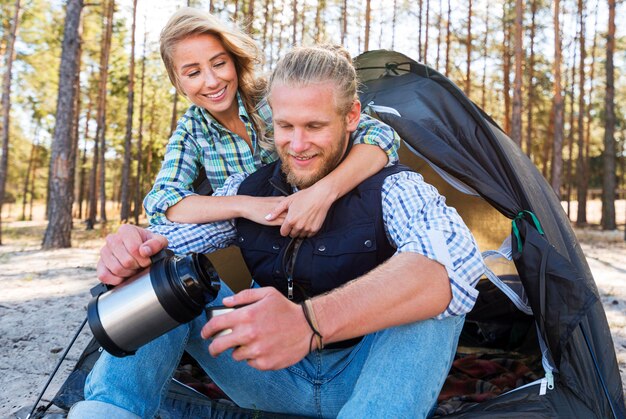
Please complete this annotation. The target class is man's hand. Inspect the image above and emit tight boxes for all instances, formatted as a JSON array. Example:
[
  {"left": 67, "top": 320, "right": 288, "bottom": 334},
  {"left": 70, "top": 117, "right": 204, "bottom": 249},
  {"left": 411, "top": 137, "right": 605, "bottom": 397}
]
[
  {"left": 97, "top": 224, "right": 169, "bottom": 286},
  {"left": 201, "top": 287, "right": 313, "bottom": 371},
  {"left": 265, "top": 183, "right": 335, "bottom": 238}
]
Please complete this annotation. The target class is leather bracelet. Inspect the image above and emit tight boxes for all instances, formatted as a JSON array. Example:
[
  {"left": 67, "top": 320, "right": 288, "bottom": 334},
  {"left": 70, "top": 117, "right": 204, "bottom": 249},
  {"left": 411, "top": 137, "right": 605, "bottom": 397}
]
[{"left": 300, "top": 300, "right": 324, "bottom": 351}]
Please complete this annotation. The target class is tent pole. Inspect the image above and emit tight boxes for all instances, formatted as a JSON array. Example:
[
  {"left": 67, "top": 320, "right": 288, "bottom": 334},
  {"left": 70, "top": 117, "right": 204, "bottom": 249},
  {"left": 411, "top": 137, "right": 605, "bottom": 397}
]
[{"left": 579, "top": 322, "right": 619, "bottom": 419}]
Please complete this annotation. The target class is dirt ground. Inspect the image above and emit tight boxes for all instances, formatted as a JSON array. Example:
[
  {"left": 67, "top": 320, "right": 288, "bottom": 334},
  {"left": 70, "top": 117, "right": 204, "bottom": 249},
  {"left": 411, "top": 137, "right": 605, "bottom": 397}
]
[{"left": 0, "top": 210, "right": 625, "bottom": 417}]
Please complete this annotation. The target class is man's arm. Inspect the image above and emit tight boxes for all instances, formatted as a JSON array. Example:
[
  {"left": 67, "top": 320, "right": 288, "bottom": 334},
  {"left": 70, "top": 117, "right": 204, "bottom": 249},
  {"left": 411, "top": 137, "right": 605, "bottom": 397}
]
[{"left": 311, "top": 252, "right": 451, "bottom": 345}]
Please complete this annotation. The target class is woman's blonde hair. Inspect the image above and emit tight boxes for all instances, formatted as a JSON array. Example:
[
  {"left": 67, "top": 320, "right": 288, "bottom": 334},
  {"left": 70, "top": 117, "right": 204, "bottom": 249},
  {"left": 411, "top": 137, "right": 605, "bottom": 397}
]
[
  {"left": 160, "top": 7, "right": 266, "bottom": 140},
  {"left": 267, "top": 44, "right": 358, "bottom": 116}
]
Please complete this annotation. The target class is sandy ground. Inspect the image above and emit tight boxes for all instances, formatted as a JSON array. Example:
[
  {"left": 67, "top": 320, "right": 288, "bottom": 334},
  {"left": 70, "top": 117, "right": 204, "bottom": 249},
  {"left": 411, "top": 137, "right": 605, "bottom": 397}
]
[{"left": 0, "top": 217, "right": 625, "bottom": 418}]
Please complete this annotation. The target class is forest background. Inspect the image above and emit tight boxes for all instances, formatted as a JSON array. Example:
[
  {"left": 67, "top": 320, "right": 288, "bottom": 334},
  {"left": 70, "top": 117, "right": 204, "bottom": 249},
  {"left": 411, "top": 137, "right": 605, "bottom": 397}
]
[{"left": 0, "top": 0, "right": 625, "bottom": 247}]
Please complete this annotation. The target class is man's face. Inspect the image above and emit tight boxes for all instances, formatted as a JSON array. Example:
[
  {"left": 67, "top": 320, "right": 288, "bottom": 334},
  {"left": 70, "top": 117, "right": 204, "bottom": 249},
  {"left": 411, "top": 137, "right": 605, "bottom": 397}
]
[{"left": 270, "top": 81, "right": 361, "bottom": 189}]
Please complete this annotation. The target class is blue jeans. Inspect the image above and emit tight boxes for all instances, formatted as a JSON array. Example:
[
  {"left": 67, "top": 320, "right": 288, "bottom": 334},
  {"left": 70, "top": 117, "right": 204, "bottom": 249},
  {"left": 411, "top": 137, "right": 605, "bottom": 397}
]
[{"left": 70, "top": 282, "right": 464, "bottom": 418}]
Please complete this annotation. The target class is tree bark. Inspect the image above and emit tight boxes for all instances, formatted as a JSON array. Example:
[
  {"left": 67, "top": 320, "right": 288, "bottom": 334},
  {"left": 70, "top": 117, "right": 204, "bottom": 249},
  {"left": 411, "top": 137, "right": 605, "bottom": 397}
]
[
  {"left": 418, "top": 0, "right": 423, "bottom": 61},
  {"left": 502, "top": 0, "right": 511, "bottom": 134},
  {"left": 601, "top": 0, "right": 616, "bottom": 230},
  {"left": 575, "top": 0, "right": 587, "bottom": 226},
  {"left": 292, "top": 0, "right": 297, "bottom": 46},
  {"left": 21, "top": 123, "right": 40, "bottom": 221},
  {"left": 341, "top": 0, "right": 347, "bottom": 45},
  {"left": 481, "top": 7, "right": 489, "bottom": 111},
  {"left": 465, "top": 0, "right": 472, "bottom": 95},
  {"left": 550, "top": 0, "right": 564, "bottom": 198},
  {"left": 445, "top": 0, "right": 451, "bottom": 75},
  {"left": 87, "top": 0, "right": 114, "bottom": 229},
  {"left": 510, "top": 0, "right": 523, "bottom": 147},
  {"left": 566, "top": 36, "right": 577, "bottom": 218},
  {"left": 262, "top": 0, "right": 270, "bottom": 49},
  {"left": 364, "top": 0, "right": 371, "bottom": 51},
  {"left": 77, "top": 97, "right": 91, "bottom": 220},
  {"left": 42, "top": 0, "right": 84, "bottom": 249},
  {"left": 435, "top": 0, "right": 442, "bottom": 69},
  {"left": 424, "top": 0, "right": 430, "bottom": 65},
  {"left": 120, "top": 0, "right": 137, "bottom": 223},
  {"left": 134, "top": 28, "right": 147, "bottom": 225},
  {"left": 525, "top": 0, "right": 536, "bottom": 157},
  {"left": 0, "top": 0, "right": 21, "bottom": 245}
]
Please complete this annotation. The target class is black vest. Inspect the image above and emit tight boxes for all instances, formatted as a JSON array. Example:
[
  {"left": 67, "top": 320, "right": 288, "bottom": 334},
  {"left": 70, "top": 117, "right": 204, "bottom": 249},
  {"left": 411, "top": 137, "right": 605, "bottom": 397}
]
[{"left": 236, "top": 161, "right": 409, "bottom": 302}]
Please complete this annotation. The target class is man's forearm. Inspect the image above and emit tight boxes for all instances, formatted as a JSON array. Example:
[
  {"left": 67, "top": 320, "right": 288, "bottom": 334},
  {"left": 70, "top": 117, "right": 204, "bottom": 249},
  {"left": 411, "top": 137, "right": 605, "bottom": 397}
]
[{"left": 311, "top": 252, "right": 452, "bottom": 346}]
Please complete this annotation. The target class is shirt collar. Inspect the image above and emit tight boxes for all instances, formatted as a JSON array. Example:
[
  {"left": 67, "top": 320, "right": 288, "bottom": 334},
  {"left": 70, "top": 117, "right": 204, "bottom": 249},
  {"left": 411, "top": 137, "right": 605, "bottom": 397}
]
[{"left": 197, "top": 91, "right": 250, "bottom": 131}]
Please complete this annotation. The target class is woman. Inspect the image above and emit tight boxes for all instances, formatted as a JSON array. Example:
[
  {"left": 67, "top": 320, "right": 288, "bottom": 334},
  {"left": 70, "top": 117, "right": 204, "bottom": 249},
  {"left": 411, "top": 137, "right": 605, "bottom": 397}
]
[{"left": 143, "top": 8, "right": 400, "bottom": 238}]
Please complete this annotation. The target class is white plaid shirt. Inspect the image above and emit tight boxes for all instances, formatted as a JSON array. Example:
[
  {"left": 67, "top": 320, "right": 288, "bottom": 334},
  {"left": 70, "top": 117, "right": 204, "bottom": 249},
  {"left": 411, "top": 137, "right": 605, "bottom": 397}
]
[{"left": 149, "top": 170, "right": 484, "bottom": 318}]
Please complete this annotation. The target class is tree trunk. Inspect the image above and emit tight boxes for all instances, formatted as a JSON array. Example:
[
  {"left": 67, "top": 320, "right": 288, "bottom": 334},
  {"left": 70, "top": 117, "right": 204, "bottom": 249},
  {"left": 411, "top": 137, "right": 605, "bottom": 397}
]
[
  {"left": 21, "top": 123, "right": 39, "bottom": 221},
  {"left": 134, "top": 28, "right": 147, "bottom": 225},
  {"left": 292, "top": 0, "right": 297, "bottom": 46},
  {"left": 71, "top": 23, "right": 83, "bottom": 221},
  {"left": 502, "top": 1, "right": 511, "bottom": 134},
  {"left": 525, "top": 0, "right": 536, "bottom": 157},
  {"left": 268, "top": 0, "right": 275, "bottom": 66},
  {"left": 445, "top": 0, "right": 451, "bottom": 75},
  {"left": 391, "top": 0, "right": 398, "bottom": 50},
  {"left": 424, "top": 0, "right": 430, "bottom": 64},
  {"left": 87, "top": 0, "right": 114, "bottom": 229},
  {"left": 601, "top": 0, "right": 616, "bottom": 230},
  {"left": 418, "top": 0, "right": 423, "bottom": 61},
  {"left": 575, "top": 0, "right": 587, "bottom": 226},
  {"left": 465, "top": 0, "right": 472, "bottom": 95},
  {"left": 77, "top": 97, "right": 91, "bottom": 220},
  {"left": 246, "top": 0, "right": 255, "bottom": 33},
  {"left": 566, "top": 36, "right": 577, "bottom": 218},
  {"left": 262, "top": 0, "right": 270, "bottom": 50},
  {"left": 550, "top": 0, "right": 564, "bottom": 198},
  {"left": 341, "top": 0, "right": 347, "bottom": 45},
  {"left": 0, "top": 0, "right": 21, "bottom": 245},
  {"left": 42, "top": 0, "right": 84, "bottom": 249},
  {"left": 364, "top": 0, "right": 371, "bottom": 51},
  {"left": 120, "top": 0, "right": 137, "bottom": 223},
  {"left": 510, "top": 0, "right": 523, "bottom": 147},
  {"left": 435, "top": 0, "right": 442, "bottom": 69},
  {"left": 481, "top": 7, "right": 489, "bottom": 111}
]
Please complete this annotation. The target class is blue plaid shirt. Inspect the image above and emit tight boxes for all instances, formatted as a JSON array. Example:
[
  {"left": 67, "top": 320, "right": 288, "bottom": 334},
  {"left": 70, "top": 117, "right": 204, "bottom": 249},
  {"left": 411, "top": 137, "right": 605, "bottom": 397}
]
[
  {"left": 144, "top": 93, "right": 400, "bottom": 225},
  {"left": 149, "top": 171, "right": 483, "bottom": 318}
]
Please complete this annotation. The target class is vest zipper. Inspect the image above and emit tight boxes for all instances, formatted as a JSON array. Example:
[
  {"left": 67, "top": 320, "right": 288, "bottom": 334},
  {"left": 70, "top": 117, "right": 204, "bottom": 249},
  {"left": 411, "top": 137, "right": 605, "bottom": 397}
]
[{"left": 283, "top": 237, "right": 303, "bottom": 300}]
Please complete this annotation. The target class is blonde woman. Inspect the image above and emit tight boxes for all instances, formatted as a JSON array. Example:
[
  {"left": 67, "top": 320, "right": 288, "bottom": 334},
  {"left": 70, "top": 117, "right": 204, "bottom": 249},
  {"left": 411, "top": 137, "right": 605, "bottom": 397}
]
[{"left": 143, "top": 7, "right": 400, "bottom": 243}]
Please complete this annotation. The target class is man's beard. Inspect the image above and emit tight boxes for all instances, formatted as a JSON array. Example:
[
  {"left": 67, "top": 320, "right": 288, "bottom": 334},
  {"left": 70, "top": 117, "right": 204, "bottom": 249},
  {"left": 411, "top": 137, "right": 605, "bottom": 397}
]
[{"left": 278, "top": 132, "right": 349, "bottom": 189}]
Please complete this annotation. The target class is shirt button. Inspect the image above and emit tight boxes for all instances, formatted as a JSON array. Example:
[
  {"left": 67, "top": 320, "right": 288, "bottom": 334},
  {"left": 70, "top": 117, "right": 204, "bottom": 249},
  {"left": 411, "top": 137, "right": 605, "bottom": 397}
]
[
  {"left": 238, "top": 237, "right": 244, "bottom": 243},
  {"left": 275, "top": 270, "right": 281, "bottom": 275},
  {"left": 364, "top": 240, "right": 373, "bottom": 248},
  {"left": 318, "top": 245, "right": 326, "bottom": 252},
  {"left": 272, "top": 244, "right": 280, "bottom": 250}
]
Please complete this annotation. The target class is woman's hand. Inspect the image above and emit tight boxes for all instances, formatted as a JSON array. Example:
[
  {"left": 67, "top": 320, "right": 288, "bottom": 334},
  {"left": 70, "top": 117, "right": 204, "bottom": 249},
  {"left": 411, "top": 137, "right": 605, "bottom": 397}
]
[
  {"left": 240, "top": 196, "right": 287, "bottom": 226},
  {"left": 266, "top": 183, "right": 335, "bottom": 237}
]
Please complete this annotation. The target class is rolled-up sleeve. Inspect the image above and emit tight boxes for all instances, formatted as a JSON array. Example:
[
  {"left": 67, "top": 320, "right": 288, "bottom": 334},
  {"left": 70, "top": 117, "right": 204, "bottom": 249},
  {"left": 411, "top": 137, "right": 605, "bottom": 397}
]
[
  {"left": 147, "top": 173, "right": 248, "bottom": 255},
  {"left": 381, "top": 171, "right": 484, "bottom": 317},
  {"left": 351, "top": 113, "right": 400, "bottom": 166},
  {"left": 143, "top": 122, "right": 203, "bottom": 226}
]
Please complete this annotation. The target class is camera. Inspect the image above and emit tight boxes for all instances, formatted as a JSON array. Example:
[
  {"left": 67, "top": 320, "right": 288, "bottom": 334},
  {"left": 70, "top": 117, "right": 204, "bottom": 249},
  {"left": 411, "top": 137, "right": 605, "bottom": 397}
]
[{"left": 88, "top": 250, "right": 221, "bottom": 357}]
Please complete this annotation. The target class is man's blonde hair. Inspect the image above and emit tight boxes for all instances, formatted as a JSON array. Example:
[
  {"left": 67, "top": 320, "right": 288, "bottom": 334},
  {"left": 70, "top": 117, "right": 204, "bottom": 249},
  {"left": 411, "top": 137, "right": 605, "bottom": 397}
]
[
  {"left": 267, "top": 45, "right": 359, "bottom": 116},
  {"left": 160, "top": 8, "right": 266, "bottom": 138}
]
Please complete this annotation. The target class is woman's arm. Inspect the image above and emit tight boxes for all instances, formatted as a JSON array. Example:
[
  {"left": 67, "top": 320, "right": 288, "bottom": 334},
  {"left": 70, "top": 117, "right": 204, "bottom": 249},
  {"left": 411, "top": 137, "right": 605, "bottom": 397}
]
[
  {"left": 143, "top": 114, "right": 204, "bottom": 226},
  {"left": 268, "top": 111, "right": 402, "bottom": 237},
  {"left": 165, "top": 194, "right": 285, "bottom": 226}
]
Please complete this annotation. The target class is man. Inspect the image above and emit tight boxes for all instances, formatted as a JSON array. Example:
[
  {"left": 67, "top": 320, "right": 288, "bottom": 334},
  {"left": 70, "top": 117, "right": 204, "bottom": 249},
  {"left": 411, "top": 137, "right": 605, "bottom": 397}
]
[{"left": 71, "top": 46, "right": 483, "bottom": 418}]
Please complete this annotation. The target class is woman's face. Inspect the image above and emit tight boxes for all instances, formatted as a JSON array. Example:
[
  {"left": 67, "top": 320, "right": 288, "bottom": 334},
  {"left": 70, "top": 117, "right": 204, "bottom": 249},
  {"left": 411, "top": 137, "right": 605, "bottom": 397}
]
[{"left": 172, "top": 33, "right": 239, "bottom": 121}]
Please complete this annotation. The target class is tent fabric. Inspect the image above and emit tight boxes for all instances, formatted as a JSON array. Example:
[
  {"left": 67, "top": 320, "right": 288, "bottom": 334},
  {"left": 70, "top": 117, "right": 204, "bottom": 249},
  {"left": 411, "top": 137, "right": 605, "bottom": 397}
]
[{"left": 355, "top": 49, "right": 625, "bottom": 418}]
